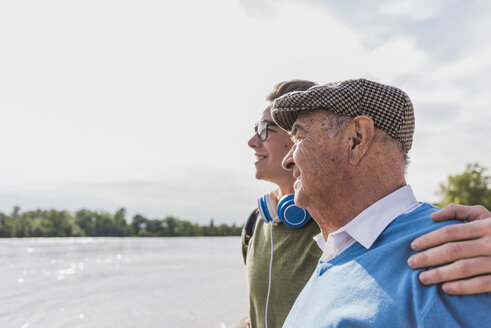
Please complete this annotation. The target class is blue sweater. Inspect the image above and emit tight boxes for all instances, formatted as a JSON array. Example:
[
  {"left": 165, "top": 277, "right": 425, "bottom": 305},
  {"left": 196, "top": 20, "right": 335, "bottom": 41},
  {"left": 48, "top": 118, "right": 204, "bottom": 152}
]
[{"left": 283, "top": 203, "right": 491, "bottom": 327}]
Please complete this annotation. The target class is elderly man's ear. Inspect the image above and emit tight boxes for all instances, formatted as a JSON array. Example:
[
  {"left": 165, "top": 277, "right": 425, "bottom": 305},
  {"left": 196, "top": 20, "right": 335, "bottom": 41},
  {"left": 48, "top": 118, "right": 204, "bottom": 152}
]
[{"left": 347, "top": 116, "right": 375, "bottom": 165}]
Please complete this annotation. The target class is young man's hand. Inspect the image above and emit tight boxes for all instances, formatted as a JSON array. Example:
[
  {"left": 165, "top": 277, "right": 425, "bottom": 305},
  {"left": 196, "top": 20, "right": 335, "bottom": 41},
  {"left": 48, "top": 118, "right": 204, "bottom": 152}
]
[{"left": 408, "top": 204, "right": 491, "bottom": 295}]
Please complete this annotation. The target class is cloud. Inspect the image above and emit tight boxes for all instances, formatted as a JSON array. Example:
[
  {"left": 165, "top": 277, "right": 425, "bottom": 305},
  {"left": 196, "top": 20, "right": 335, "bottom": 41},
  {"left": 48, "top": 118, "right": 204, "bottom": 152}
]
[
  {"left": 292, "top": 0, "right": 491, "bottom": 64},
  {"left": 1, "top": 0, "right": 490, "bottom": 224},
  {"left": 363, "top": 37, "right": 428, "bottom": 82},
  {"left": 379, "top": 0, "right": 447, "bottom": 20}
]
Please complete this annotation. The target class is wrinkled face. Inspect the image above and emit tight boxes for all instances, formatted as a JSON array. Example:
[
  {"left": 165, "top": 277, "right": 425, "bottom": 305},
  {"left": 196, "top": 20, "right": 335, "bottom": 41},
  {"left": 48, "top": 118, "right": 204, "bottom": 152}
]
[
  {"left": 282, "top": 110, "right": 347, "bottom": 209},
  {"left": 248, "top": 107, "right": 294, "bottom": 184}
]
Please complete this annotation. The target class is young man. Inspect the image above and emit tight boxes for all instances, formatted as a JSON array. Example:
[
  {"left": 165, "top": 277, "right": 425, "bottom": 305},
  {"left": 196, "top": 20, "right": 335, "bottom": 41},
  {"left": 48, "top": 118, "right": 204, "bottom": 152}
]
[
  {"left": 243, "top": 80, "right": 491, "bottom": 327},
  {"left": 243, "top": 80, "right": 320, "bottom": 328},
  {"left": 271, "top": 78, "right": 490, "bottom": 326}
]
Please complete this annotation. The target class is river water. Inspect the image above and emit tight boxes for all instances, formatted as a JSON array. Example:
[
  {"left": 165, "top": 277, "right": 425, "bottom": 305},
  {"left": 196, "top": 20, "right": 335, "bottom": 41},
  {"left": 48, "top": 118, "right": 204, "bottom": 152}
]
[{"left": 0, "top": 237, "right": 248, "bottom": 328}]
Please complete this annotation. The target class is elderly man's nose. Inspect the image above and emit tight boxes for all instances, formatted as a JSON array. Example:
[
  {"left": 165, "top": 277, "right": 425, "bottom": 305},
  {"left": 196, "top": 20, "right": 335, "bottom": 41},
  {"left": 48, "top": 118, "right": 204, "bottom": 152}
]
[
  {"left": 282, "top": 146, "right": 295, "bottom": 170},
  {"left": 284, "top": 161, "right": 295, "bottom": 170}
]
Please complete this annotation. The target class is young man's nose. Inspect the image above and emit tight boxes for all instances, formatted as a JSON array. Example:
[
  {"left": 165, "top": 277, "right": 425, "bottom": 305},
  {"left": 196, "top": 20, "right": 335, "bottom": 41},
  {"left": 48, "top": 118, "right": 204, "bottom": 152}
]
[{"left": 248, "top": 134, "right": 261, "bottom": 148}]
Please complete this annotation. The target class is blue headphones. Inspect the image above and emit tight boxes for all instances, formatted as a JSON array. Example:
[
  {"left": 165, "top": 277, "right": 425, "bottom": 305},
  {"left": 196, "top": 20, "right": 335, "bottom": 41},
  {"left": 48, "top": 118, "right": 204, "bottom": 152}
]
[{"left": 257, "top": 193, "right": 311, "bottom": 228}]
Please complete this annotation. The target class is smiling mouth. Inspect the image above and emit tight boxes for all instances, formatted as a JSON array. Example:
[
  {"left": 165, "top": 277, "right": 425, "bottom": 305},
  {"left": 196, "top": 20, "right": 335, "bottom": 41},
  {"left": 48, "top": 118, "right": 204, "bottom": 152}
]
[{"left": 255, "top": 154, "right": 267, "bottom": 161}]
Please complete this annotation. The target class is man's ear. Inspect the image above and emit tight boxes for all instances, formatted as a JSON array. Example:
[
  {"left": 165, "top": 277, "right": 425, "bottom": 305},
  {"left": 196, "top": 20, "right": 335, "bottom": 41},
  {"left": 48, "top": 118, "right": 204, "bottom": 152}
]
[{"left": 347, "top": 116, "right": 375, "bottom": 165}]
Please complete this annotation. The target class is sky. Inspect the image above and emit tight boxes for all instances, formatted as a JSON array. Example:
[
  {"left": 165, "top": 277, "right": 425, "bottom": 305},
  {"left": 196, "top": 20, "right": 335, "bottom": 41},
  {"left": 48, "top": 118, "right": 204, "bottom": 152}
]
[{"left": 0, "top": 0, "right": 490, "bottom": 225}]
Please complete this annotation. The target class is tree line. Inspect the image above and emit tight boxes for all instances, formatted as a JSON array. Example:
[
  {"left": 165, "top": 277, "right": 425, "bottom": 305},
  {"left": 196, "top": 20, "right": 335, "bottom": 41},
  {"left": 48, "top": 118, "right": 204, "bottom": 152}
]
[
  {"left": 435, "top": 163, "right": 491, "bottom": 209},
  {"left": 0, "top": 207, "right": 242, "bottom": 238},
  {"left": 1, "top": 163, "right": 489, "bottom": 238}
]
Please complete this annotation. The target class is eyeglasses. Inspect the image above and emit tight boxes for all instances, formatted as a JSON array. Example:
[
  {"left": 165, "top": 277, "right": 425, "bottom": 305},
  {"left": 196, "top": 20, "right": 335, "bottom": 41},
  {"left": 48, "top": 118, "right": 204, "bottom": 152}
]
[{"left": 254, "top": 121, "right": 278, "bottom": 141}]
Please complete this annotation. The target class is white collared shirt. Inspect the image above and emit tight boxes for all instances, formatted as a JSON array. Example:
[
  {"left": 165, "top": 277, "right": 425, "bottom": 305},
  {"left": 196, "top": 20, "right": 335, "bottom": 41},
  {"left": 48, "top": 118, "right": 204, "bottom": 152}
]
[{"left": 314, "top": 185, "right": 421, "bottom": 262}]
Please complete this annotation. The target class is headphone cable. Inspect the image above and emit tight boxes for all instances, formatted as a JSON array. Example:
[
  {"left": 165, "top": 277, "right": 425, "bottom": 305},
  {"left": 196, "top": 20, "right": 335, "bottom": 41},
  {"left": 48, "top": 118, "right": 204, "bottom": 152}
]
[{"left": 264, "top": 221, "right": 274, "bottom": 328}]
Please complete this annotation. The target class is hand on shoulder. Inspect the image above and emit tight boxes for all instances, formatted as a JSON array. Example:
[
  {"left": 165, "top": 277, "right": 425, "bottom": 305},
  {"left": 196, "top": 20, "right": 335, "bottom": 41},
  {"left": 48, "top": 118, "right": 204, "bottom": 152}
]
[{"left": 408, "top": 204, "right": 491, "bottom": 295}]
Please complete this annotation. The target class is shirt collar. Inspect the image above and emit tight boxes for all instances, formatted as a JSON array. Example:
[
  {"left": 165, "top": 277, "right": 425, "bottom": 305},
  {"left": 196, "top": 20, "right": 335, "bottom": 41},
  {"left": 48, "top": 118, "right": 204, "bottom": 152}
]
[{"left": 314, "top": 185, "right": 420, "bottom": 251}]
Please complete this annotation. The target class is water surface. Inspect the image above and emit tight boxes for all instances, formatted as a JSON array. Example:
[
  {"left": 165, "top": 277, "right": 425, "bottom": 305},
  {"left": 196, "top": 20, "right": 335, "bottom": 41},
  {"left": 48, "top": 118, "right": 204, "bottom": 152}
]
[{"left": 0, "top": 237, "right": 248, "bottom": 328}]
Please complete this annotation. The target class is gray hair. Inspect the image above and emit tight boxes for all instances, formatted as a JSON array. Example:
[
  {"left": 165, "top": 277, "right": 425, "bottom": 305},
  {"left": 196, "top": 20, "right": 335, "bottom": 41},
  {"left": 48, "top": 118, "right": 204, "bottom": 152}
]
[{"left": 321, "top": 112, "right": 409, "bottom": 170}]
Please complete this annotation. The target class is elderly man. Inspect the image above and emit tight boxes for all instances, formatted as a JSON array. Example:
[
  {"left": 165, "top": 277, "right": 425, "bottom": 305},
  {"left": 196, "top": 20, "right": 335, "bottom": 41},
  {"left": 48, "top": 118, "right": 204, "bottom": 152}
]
[{"left": 270, "top": 79, "right": 490, "bottom": 327}]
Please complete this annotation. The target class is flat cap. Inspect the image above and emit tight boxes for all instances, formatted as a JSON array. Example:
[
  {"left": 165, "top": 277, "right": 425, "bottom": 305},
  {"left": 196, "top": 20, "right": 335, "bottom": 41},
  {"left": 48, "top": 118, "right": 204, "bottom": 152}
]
[{"left": 270, "top": 78, "right": 415, "bottom": 153}]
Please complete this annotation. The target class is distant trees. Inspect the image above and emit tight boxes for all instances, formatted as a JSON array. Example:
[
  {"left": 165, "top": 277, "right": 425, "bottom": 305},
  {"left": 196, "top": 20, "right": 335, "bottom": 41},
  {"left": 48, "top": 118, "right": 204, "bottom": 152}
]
[
  {"left": 3, "top": 162, "right": 490, "bottom": 238},
  {"left": 0, "top": 208, "right": 242, "bottom": 238},
  {"left": 436, "top": 163, "right": 491, "bottom": 209},
  {"left": 3, "top": 208, "right": 82, "bottom": 237}
]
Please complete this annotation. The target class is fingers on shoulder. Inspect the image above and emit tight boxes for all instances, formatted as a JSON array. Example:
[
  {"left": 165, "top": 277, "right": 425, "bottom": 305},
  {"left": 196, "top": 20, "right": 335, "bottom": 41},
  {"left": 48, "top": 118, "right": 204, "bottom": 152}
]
[
  {"left": 418, "top": 221, "right": 484, "bottom": 248},
  {"left": 439, "top": 219, "right": 491, "bottom": 242},
  {"left": 442, "top": 274, "right": 491, "bottom": 295},
  {"left": 433, "top": 204, "right": 491, "bottom": 222},
  {"left": 411, "top": 224, "right": 463, "bottom": 250},
  {"left": 472, "top": 205, "right": 491, "bottom": 220},
  {"left": 482, "top": 217, "right": 491, "bottom": 235},
  {"left": 421, "top": 256, "right": 491, "bottom": 284}
]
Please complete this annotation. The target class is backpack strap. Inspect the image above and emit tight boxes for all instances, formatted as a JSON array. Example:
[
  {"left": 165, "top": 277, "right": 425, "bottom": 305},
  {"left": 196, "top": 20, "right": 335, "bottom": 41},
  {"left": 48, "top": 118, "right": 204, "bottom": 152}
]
[{"left": 244, "top": 208, "right": 259, "bottom": 247}]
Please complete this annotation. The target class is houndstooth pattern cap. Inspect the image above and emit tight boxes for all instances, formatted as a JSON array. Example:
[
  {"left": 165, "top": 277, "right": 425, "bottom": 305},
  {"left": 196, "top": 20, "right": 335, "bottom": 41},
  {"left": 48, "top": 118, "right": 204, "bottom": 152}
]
[{"left": 270, "top": 78, "right": 415, "bottom": 153}]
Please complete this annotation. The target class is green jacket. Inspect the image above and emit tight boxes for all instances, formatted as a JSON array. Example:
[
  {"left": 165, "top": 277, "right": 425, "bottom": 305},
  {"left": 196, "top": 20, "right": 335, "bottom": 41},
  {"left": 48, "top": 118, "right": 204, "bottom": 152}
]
[{"left": 242, "top": 217, "right": 322, "bottom": 328}]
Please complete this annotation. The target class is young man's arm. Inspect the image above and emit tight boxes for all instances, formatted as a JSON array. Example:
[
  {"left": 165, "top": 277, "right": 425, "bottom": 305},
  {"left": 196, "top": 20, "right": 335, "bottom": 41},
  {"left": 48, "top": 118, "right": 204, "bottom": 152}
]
[{"left": 408, "top": 204, "right": 491, "bottom": 295}]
